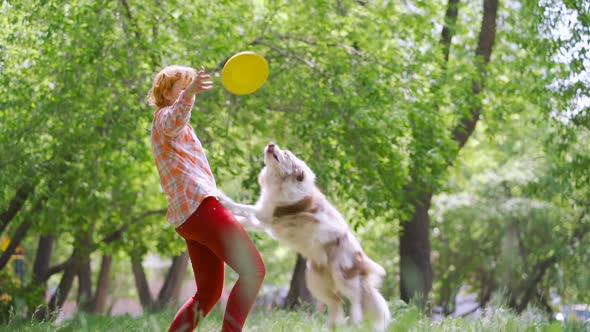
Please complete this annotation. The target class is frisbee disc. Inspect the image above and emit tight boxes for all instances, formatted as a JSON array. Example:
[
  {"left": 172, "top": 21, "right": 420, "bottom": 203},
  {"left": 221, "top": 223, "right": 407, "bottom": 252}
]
[{"left": 221, "top": 51, "right": 269, "bottom": 95}]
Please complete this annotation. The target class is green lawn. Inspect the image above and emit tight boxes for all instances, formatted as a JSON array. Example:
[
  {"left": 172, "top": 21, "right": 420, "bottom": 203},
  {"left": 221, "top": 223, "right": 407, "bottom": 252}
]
[{"left": 0, "top": 305, "right": 586, "bottom": 332}]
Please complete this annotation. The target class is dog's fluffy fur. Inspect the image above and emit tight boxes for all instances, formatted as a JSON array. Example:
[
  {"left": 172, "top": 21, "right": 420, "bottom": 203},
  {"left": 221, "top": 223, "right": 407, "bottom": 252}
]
[{"left": 218, "top": 143, "right": 391, "bottom": 331}]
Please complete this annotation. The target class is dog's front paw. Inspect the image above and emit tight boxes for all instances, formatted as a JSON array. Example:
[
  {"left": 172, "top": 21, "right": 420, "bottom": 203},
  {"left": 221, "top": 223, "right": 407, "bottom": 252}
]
[
  {"left": 246, "top": 212, "right": 260, "bottom": 227},
  {"left": 236, "top": 214, "right": 265, "bottom": 232},
  {"left": 215, "top": 190, "right": 235, "bottom": 207}
]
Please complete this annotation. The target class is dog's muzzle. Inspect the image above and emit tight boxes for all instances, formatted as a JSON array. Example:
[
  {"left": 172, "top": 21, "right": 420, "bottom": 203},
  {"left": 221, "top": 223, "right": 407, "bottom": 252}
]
[{"left": 265, "top": 143, "right": 280, "bottom": 162}]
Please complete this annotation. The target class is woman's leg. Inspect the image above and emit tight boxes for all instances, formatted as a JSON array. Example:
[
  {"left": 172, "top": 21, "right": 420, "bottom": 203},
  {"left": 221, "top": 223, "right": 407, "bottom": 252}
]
[
  {"left": 175, "top": 196, "right": 266, "bottom": 332},
  {"left": 168, "top": 239, "right": 224, "bottom": 332}
]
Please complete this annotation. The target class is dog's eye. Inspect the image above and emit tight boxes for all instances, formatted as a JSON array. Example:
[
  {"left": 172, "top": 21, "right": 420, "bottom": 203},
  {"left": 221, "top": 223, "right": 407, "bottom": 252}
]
[{"left": 296, "top": 172, "right": 304, "bottom": 182}]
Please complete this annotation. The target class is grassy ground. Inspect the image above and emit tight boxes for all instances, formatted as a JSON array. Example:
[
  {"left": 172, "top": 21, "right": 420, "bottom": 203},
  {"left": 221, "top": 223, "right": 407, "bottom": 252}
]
[{"left": 1, "top": 305, "right": 587, "bottom": 332}]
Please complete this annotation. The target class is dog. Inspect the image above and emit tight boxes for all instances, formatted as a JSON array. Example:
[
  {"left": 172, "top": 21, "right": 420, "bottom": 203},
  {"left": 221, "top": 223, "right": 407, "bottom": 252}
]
[{"left": 217, "top": 143, "right": 391, "bottom": 331}]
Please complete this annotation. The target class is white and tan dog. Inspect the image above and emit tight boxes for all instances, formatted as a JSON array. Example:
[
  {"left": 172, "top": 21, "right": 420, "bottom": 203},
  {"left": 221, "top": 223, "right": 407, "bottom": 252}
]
[{"left": 218, "top": 143, "right": 391, "bottom": 331}]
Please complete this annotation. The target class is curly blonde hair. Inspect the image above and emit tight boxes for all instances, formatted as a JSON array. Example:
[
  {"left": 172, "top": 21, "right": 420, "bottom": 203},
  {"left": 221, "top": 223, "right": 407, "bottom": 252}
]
[{"left": 147, "top": 65, "right": 198, "bottom": 109}]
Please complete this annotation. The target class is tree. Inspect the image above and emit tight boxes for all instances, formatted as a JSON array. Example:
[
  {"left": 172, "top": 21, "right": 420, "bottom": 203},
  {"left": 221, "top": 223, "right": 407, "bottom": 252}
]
[
  {"left": 283, "top": 254, "right": 316, "bottom": 309},
  {"left": 431, "top": 125, "right": 589, "bottom": 314},
  {"left": 131, "top": 251, "right": 189, "bottom": 311},
  {"left": 431, "top": 0, "right": 590, "bottom": 313}
]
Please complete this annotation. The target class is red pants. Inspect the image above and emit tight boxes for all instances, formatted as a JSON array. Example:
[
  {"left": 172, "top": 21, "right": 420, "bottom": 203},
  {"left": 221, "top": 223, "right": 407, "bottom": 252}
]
[{"left": 168, "top": 196, "right": 266, "bottom": 332}]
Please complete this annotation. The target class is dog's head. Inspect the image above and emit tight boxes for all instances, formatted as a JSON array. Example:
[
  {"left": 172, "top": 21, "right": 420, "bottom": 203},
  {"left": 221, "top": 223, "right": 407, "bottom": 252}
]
[{"left": 258, "top": 143, "right": 316, "bottom": 198}]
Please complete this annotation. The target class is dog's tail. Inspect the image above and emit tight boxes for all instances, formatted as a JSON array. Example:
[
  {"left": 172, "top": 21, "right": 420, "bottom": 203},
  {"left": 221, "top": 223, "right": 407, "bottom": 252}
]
[
  {"left": 361, "top": 256, "right": 385, "bottom": 287},
  {"left": 361, "top": 258, "right": 391, "bottom": 332}
]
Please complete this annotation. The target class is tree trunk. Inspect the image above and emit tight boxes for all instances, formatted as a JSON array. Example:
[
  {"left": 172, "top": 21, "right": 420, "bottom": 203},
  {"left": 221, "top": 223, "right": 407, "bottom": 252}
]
[
  {"left": 77, "top": 259, "right": 93, "bottom": 312},
  {"left": 514, "top": 256, "right": 556, "bottom": 313},
  {"left": 46, "top": 235, "right": 92, "bottom": 318},
  {"left": 131, "top": 253, "right": 155, "bottom": 310},
  {"left": 396, "top": 0, "right": 459, "bottom": 308},
  {"left": 155, "top": 251, "right": 189, "bottom": 310},
  {"left": 536, "top": 289, "right": 554, "bottom": 318},
  {"left": 30, "top": 235, "right": 55, "bottom": 321},
  {"left": 47, "top": 257, "right": 79, "bottom": 315},
  {"left": 398, "top": 0, "right": 498, "bottom": 307},
  {"left": 32, "top": 235, "right": 54, "bottom": 284},
  {"left": 284, "top": 254, "right": 316, "bottom": 309},
  {"left": 400, "top": 192, "right": 433, "bottom": 307},
  {"left": 451, "top": 0, "right": 498, "bottom": 149},
  {"left": 29, "top": 208, "right": 164, "bottom": 319},
  {"left": 440, "top": 0, "right": 460, "bottom": 64},
  {"left": 91, "top": 254, "right": 113, "bottom": 313}
]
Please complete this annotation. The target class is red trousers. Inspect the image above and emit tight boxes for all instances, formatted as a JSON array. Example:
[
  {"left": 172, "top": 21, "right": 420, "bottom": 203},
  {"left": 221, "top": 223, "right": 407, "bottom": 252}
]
[{"left": 168, "top": 196, "right": 266, "bottom": 332}]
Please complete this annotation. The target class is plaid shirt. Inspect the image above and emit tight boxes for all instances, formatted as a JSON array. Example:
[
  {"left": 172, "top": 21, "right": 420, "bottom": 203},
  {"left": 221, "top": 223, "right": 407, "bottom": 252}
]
[{"left": 151, "top": 91, "right": 217, "bottom": 227}]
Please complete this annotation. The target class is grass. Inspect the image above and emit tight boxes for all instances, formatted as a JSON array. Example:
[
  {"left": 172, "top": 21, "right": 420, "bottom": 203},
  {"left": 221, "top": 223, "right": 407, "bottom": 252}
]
[{"left": 1, "top": 304, "right": 587, "bottom": 332}]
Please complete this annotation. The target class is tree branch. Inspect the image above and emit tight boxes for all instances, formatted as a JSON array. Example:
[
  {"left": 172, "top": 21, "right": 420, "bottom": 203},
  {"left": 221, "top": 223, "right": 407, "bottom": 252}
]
[
  {"left": 515, "top": 211, "right": 587, "bottom": 312},
  {"left": 273, "top": 34, "right": 364, "bottom": 56},
  {"left": 0, "top": 183, "right": 33, "bottom": 235},
  {"left": 119, "top": 0, "right": 140, "bottom": 39},
  {"left": 451, "top": 0, "right": 498, "bottom": 149},
  {"left": 41, "top": 259, "right": 72, "bottom": 283},
  {"left": 38, "top": 208, "right": 167, "bottom": 283},
  {"left": 460, "top": 303, "right": 482, "bottom": 317},
  {"left": 47, "top": 235, "right": 92, "bottom": 315},
  {"left": 0, "top": 195, "right": 45, "bottom": 271},
  {"left": 572, "top": 211, "right": 588, "bottom": 242},
  {"left": 101, "top": 208, "right": 167, "bottom": 244},
  {"left": 0, "top": 219, "right": 32, "bottom": 271},
  {"left": 251, "top": 38, "right": 327, "bottom": 79},
  {"left": 440, "top": 0, "right": 460, "bottom": 65},
  {"left": 516, "top": 256, "right": 556, "bottom": 313},
  {"left": 536, "top": 289, "right": 554, "bottom": 317}
]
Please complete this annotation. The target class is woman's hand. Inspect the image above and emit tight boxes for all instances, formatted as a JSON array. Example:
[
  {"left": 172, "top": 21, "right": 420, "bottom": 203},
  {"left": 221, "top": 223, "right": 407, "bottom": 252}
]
[{"left": 185, "top": 66, "right": 213, "bottom": 97}]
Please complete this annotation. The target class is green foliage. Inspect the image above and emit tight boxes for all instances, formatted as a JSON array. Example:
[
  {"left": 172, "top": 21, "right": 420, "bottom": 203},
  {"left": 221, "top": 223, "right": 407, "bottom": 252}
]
[
  {"left": 431, "top": 78, "right": 590, "bottom": 310},
  {"left": 429, "top": 0, "right": 590, "bottom": 312},
  {"left": 0, "top": 272, "right": 44, "bottom": 323}
]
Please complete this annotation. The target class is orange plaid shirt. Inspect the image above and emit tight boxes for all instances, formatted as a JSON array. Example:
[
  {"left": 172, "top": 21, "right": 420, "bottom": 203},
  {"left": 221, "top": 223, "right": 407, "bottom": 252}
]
[{"left": 151, "top": 91, "right": 217, "bottom": 227}]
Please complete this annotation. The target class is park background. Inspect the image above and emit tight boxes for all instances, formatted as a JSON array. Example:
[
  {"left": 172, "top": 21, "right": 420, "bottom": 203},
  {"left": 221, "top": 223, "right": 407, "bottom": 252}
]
[{"left": 0, "top": 0, "right": 589, "bottom": 331}]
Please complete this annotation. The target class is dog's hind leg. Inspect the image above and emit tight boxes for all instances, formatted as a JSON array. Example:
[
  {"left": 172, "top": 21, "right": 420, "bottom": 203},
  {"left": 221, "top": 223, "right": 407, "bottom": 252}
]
[
  {"left": 349, "top": 288, "right": 363, "bottom": 326},
  {"left": 305, "top": 262, "right": 345, "bottom": 328},
  {"left": 334, "top": 274, "right": 363, "bottom": 326},
  {"left": 346, "top": 299, "right": 362, "bottom": 327},
  {"left": 325, "top": 298, "right": 346, "bottom": 329},
  {"left": 361, "top": 281, "right": 391, "bottom": 332}
]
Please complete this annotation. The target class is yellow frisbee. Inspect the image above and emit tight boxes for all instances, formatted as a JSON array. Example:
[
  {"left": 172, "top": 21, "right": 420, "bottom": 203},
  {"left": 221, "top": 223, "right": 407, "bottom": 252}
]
[{"left": 221, "top": 51, "right": 269, "bottom": 95}]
